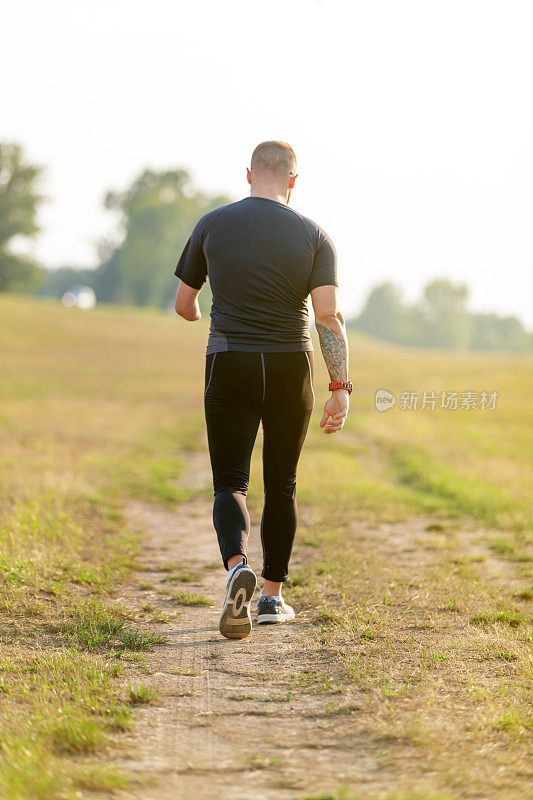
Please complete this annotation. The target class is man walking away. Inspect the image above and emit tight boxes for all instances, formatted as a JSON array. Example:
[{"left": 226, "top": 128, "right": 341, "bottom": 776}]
[{"left": 174, "top": 141, "right": 351, "bottom": 640}]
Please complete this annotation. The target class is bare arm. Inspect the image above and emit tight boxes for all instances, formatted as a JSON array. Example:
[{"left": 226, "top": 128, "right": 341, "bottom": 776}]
[
  {"left": 175, "top": 281, "right": 201, "bottom": 321},
  {"left": 311, "top": 285, "right": 350, "bottom": 434}
]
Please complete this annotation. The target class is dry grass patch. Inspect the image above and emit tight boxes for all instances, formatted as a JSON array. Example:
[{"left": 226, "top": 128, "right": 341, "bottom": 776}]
[{"left": 286, "top": 511, "right": 533, "bottom": 798}]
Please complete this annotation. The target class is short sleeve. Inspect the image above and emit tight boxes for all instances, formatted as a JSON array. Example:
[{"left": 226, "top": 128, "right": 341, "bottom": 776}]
[
  {"left": 308, "top": 228, "right": 337, "bottom": 292},
  {"left": 174, "top": 220, "right": 208, "bottom": 290}
]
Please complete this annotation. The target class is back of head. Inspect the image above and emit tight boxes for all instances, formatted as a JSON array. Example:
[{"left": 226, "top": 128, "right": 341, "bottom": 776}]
[{"left": 250, "top": 141, "right": 297, "bottom": 184}]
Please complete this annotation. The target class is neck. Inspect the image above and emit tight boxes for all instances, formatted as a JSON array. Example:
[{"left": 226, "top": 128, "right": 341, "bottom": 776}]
[{"left": 250, "top": 185, "right": 288, "bottom": 205}]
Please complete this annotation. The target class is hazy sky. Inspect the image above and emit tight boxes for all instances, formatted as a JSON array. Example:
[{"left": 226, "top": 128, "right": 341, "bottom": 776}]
[{"left": 3, "top": 0, "right": 533, "bottom": 324}]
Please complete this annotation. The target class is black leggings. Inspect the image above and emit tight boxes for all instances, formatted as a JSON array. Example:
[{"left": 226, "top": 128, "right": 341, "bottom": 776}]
[{"left": 204, "top": 350, "right": 314, "bottom": 582}]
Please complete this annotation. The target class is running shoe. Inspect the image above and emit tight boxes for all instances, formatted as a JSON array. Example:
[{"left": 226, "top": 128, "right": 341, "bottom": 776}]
[
  {"left": 218, "top": 560, "right": 257, "bottom": 640},
  {"left": 257, "top": 595, "right": 295, "bottom": 624}
]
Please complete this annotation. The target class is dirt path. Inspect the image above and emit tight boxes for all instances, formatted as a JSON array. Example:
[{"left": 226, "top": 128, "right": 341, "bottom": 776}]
[
  {"left": 107, "top": 454, "right": 531, "bottom": 800},
  {"left": 114, "top": 494, "right": 378, "bottom": 800}
]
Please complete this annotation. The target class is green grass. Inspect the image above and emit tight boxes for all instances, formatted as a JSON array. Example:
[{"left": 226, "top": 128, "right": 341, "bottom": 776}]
[
  {"left": 72, "top": 765, "right": 130, "bottom": 793},
  {"left": 246, "top": 752, "right": 281, "bottom": 770},
  {"left": 268, "top": 332, "right": 533, "bottom": 538},
  {"left": 1, "top": 295, "right": 532, "bottom": 798},
  {"left": 0, "top": 650, "right": 131, "bottom": 797},
  {"left": 170, "top": 590, "right": 211, "bottom": 606},
  {"left": 0, "top": 296, "right": 207, "bottom": 797},
  {"left": 470, "top": 608, "right": 526, "bottom": 627},
  {"left": 59, "top": 599, "right": 167, "bottom": 651},
  {"left": 161, "top": 569, "right": 203, "bottom": 583},
  {"left": 128, "top": 684, "right": 157, "bottom": 704}
]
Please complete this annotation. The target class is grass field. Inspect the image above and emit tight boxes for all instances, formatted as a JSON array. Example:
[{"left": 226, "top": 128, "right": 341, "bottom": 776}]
[{"left": 0, "top": 294, "right": 531, "bottom": 799}]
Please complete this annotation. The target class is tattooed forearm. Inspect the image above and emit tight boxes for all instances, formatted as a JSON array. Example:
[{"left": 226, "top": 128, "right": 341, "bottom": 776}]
[{"left": 316, "top": 319, "right": 349, "bottom": 381}]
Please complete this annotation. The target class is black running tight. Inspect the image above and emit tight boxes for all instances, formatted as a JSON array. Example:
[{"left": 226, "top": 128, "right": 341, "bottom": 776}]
[{"left": 204, "top": 350, "right": 314, "bottom": 582}]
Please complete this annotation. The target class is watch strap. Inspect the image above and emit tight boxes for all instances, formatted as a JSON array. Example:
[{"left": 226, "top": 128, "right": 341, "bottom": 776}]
[{"left": 329, "top": 380, "right": 353, "bottom": 394}]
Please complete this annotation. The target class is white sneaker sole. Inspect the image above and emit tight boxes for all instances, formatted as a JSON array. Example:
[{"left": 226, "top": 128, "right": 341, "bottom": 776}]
[
  {"left": 257, "top": 610, "right": 295, "bottom": 624},
  {"left": 218, "top": 566, "right": 257, "bottom": 640}
]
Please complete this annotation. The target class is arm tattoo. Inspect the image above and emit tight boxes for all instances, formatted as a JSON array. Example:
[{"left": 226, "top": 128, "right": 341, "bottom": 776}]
[{"left": 316, "top": 321, "right": 348, "bottom": 381}]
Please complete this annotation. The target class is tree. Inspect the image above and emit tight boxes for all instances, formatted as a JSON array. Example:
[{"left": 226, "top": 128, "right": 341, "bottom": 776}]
[
  {"left": 419, "top": 279, "right": 472, "bottom": 349},
  {"left": 0, "top": 143, "right": 44, "bottom": 291},
  {"left": 471, "top": 312, "right": 530, "bottom": 351},
  {"left": 97, "top": 169, "right": 229, "bottom": 307},
  {"left": 351, "top": 282, "right": 423, "bottom": 345},
  {"left": 354, "top": 282, "right": 405, "bottom": 340},
  {"left": 348, "top": 277, "right": 531, "bottom": 351}
]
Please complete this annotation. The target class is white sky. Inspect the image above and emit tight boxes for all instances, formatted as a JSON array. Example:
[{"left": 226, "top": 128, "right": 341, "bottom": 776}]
[{"left": 3, "top": 0, "right": 533, "bottom": 325}]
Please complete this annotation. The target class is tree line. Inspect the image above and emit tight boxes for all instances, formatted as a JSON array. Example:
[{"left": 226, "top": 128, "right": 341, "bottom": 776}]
[
  {"left": 0, "top": 142, "right": 226, "bottom": 314},
  {"left": 1, "top": 141, "right": 531, "bottom": 351},
  {"left": 350, "top": 280, "right": 533, "bottom": 351}
]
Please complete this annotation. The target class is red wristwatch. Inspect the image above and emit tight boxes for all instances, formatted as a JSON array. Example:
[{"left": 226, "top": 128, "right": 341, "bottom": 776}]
[{"left": 329, "top": 380, "right": 353, "bottom": 394}]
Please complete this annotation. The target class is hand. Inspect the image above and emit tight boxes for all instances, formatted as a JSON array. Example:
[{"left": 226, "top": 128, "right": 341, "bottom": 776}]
[{"left": 320, "top": 389, "right": 349, "bottom": 434}]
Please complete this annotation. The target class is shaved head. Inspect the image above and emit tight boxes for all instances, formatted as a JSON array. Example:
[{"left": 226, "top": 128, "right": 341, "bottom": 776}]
[{"left": 250, "top": 141, "right": 297, "bottom": 179}]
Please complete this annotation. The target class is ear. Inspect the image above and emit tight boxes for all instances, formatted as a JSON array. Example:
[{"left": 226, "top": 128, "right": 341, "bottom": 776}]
[
  {"left": 288, "top": 171, "right": 298, "bottom": 189},
  {"left": 246, "top": 167, "right": 252, "bottom": 185}
]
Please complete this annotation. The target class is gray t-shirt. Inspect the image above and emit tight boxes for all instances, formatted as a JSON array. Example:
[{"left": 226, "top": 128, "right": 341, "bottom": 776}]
[{"left": 174, "top": 196, "right": 337, "bottom": 354}]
